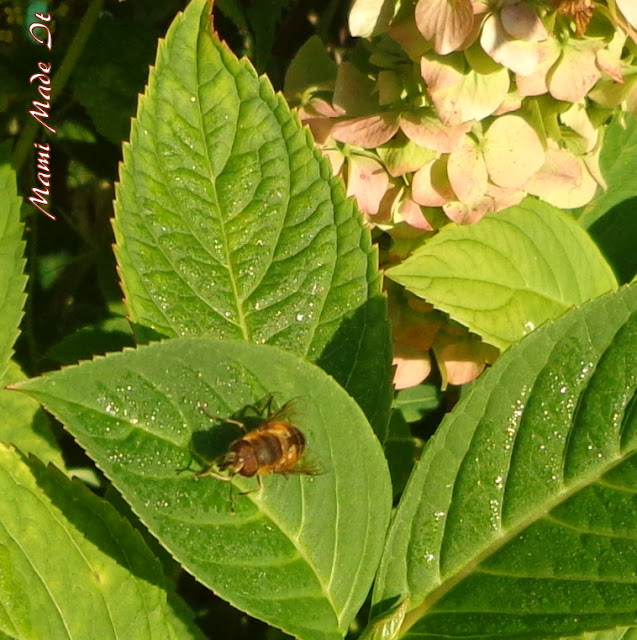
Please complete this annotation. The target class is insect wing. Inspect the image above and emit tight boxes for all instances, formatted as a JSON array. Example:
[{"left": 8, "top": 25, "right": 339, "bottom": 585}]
[{"left": 264, "top": 397, "right": 301, "bottom": 423}]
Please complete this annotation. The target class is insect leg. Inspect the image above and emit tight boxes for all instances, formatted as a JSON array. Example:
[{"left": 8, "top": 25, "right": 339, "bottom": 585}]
[
  {"left": 237, "top": 474, "right": 262, "bottom": 498},
  {"left": 197, "top": 402, "right": 246, "bottom": 430},
  {"left": 264, "top": 395, "right": 276, "bottom": 417},
  {"left": 175, "top": 454, "right": 199, "bottom": 475},
  {"left": 242, "top": 394, "right": 276, "bottom": 418},
  {"left": 229, "top": 483, "right": 237, "bottom": 514},
  {"left": 195, "top": 467, "right": 233, "bottom": 480},
  {"left": 227, "top": 473, "right": 267, "bottom": 511}
]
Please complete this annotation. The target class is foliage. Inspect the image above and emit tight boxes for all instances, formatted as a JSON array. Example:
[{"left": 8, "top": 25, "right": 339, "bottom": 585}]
[
  {"left": 1, "top": 1, "right": 637, "bottom": 640},
  {"left": 286, "top": 0, "right": 637, "bottom": 390}
]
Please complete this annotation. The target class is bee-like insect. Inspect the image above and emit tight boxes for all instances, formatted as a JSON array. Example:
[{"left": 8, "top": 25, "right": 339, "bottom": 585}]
[{"left": 196, "top": 397, "right": 318, "bottom": 507}]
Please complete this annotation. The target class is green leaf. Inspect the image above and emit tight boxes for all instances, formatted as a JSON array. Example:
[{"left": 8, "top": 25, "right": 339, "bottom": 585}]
[
  {"left": 113, "top": 0, "right": 390, "bottom": 437},
  {"left": 0, "top": 151, "right": 27, "bottom": 381},
  {"left": 166, "top": 592, "right": 208, "bottom": 640},
  {"left": 0, "top": 360, "right": 65, "bottom": 471},
  {"left": 284, "top": 36, "right": 338, "bottom": 101},
  {"left": 394, "top": 384, "right": 440, "bottom": 424},
  {"left": 578, "top": 113, "right": 637, "bottom": 229},
  {"left": 386, "top": 199, "right": 618, "bottom": 350},
  {"left": 385, "top": 410, "right": 423, "bottom": 499},
  {"left": 44, "top": 317, "right": 135, "bottom": 365},
  {"left": 14, "top": 338, "right": 392, "bottom": 640},
  {"left": 247, "top": 0, "right": 294, "bottom": 73},
  {"left": 0, "top": 444, "right": 176, "bottom": 640},
  {"left": 72, "top": 13, "right": 158, "bottom": 144},
  {"left": 371, "top": 283, "right": 637, "bottom": 640},
  {"left": 316, "top": 295, "right": 394, "bottom": 441},
  {"left": 588, "top": 198, "right": 637, "bottom": 284},
  {"left": 573, "top": 630, "right": 637, "bottom": 640},
  {"left": 215, "top": 0, "right": 249, "bottom": 33}
]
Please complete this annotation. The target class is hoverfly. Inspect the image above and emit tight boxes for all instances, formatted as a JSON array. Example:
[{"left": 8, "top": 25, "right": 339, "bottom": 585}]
[{"left": 195, "top": 396, "right": 319, "bottom": 509}]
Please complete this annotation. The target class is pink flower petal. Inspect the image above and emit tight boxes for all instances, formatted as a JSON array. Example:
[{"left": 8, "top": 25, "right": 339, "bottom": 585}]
[
  {"left": 388, "top": 14, "right": 431, "bottom": 60},
  {"left": 480, "top": 14, "right": 541, "bottom": 76},
  {"left": 443, "top": 197, "right": 491, "bottom": 224},
  {"left": 447, "top": 136, "right": 488, "bottom": 203},
  {"left": 400, "top": 110, "right": 472, "bottom": 153},
  {"left": 349, "top": 0, "right": 394, "bottom": 37},
  {"left": 483, "top": 115, "right": 544, "bottom": 189},
  {"left": 437, "top": 355, "right": 485, "bottom": 387},
  {"left": 595, "top": 32, "right": 626, "bottom": 84},
  {"left": 414, "top": 0, "right": 474, "bottom": 55},
  {"left": 500, "top": 0, "right": 548, "bottom": 42},
  {"left": 322, "top": 146, "right": 345, "bottom": 175},
  {"left": 347, "top": 155, "right": 390, "bottom": 215},
  {"left": 485, "top": 182, "right": 526, "bottom": 210},
  {"left": 412, "top": 158, "right": 455, "bottom": 206},
  {"left": 331, "top": 113, "right": 400, "bottom": 148},
  {"left": 547, "top": 40, "right": 602, "bottom": 103},
  {"left": 375, "top": 185, "right": 401, "bottom": 224},
  {"left": 596, "top": 50, "right": 624, "bottom": 84},
  {"left": 560, "top": 103, "right": 598, "bottom": 152},
  {"left": 307, "top": 97, "right": 344, "bottom": 118},
  {"left": 525, "top": 148, "right": 598, "bottom": 208},
  {"left": 492, "top": 91, "right": 523, "bottom": 116},
  {"left": 434, "top": 338, "right": 498, "bottom": 387},
  {"left": 421, "top": 53, "right": 510, "bottom": 125},
  {"left": 516, "top": 38, "right": 561, "bottom": 97},
  {"left": 298, "top": 111, "right": 335, "bottom": 145},
  {"left": 399, "top": 196, "right": 434, "bottom": 230},
  {"left": 438, "top": 180, "right": 525, "bottom": 221},
  {"left": 393, "top": 352, "right": 432, "bottom": 390}
]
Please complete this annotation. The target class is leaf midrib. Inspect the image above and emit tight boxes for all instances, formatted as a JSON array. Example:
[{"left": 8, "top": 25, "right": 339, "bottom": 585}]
[
  {"left": 399, "top": 447, "right": 637, "bottom": 636},
  {"left": 195, "top": 54, "right": 250, "bottom": 342}
]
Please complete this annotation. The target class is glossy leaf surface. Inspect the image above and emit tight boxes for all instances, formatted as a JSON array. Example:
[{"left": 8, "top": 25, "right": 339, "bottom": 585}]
[
  {"left": 372, "top": 284, "right": 637, "bottom": 639},
  {"left": 579, "top": 113, "right": 637, "bottom": 229},
  {"left": 0, "top": 156, "right": 26, "bottom": 381},
  {"left": 0, "top": 445, "right": 175, "bottom": 640},
  {"left": 113, "top": 0, "right": 391, "bottom": 437},
  {"left": 0, "top": 360, "right": 65, "bottom": 470},
  {"left": 386, "top": 199, "right": 617, "bottom": 349},
  {"left": 16, "top": 338, "right": 392, "bottom": 640}
]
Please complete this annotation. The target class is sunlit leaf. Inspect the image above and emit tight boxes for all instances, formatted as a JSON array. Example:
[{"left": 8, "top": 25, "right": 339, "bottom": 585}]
[
  {"left": 113, "top": 0, "right": 392, "bottom": 438},
  {"left": 386, "top": 199, "right": 617, "bottom": 349},
  {"left": 0, "top": 360, "right": 65, "bottom": 471},
  {"left": 0, "top": 444, "right": 176, "bottom": 640},
  {"left": 372, "top": 284, "right": 637, "bottom": 639},
  {"left": 15, "top": 338, "right": 392, "bottom": 640},
  {"left": 0, "top": 152, "right": 26, "bottom": 381}
]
